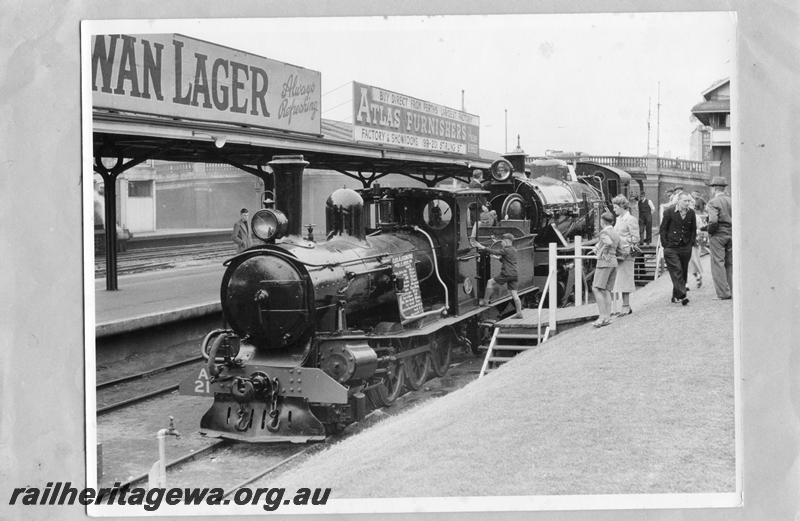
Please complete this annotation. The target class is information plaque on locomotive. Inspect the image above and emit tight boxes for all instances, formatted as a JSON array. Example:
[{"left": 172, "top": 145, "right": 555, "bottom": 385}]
[{"left": 391, "top": 253, "right": 424, "bottom": 316}]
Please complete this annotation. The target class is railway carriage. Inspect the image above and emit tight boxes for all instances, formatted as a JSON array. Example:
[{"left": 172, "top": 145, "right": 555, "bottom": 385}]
[{"left": 181, "top": 154, "right": 604, "bottom": 442}]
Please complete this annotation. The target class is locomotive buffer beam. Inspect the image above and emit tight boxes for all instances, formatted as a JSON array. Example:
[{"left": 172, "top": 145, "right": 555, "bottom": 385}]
[
  {"left": 181, "top": 365, "right": 348, "bottom": 443},
  {"left": 200, "top": 395, "right": 327, "bottom": 443}
]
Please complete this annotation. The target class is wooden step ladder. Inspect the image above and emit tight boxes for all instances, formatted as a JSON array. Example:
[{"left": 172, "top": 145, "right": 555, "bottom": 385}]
[
  {"left": 479, "top": 327, "right": 544, "bottom": 377},
  {"left": 634, "top": 244, "right": 660, "bottom": 285}
]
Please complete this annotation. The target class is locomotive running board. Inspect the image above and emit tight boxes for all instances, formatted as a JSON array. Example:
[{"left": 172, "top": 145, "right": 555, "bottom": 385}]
[
  {"left": 316, "top": 285, "right": 539, "bottom": 342},
  {"left": 200, "top": 396, "right": 327, "bottom": 443}
]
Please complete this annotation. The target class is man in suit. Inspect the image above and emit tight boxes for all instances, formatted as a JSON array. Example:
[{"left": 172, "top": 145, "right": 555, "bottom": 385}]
[
  {"left": 702, "top": 177, "right": 733, "bottom": 300},
  {"left": 232, "top": 208, "right": 253, "bottom": 252},
  {"left": 659, "top": 191, "right": 697, "bottom": 305}
]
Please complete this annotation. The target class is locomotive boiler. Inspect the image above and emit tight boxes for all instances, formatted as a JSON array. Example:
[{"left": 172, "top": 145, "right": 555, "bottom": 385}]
[{"left": 180, "top": 153, "right": 603, "bottom": 442}]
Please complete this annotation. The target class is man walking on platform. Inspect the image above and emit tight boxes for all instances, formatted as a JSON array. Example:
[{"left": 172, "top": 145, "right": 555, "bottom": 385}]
[
  {"left": 232, "top": 208, "right": 253, "bottom": 252},
  {"left": 702, "top": 177, "right": 733, "bottom": 300},
  {"left": 637, "top": 191, "right": 655, "bottom": 244},
  {"left": 659, "top": 192, "right": 696, "bottom": 306}
]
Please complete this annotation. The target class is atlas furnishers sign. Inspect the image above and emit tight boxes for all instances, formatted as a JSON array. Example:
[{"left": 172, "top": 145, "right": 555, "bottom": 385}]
[
  {"left": 91, "top": 34, "right": 321, "bottom": 134},
  {"left": 352, "top": 82, "right": 480, "bottom": 156}
]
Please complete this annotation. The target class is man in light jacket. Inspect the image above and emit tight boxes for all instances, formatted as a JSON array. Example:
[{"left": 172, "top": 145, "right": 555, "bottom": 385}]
[{"left": 701, "top": 177, "right": 733, "bottom": 300}]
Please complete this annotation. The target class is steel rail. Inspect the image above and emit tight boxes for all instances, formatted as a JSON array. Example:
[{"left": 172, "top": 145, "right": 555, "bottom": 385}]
[
  {"left": 97, "top": 384, "right": 179, "bottom": 415},
  {"left": 96, "top": 356, "right": 204, "bottom": 390},
  {"left": 222, "top": 448, "right": 315, "bottom": 499},
  {"left": 117, "top": 439, "right": 231, "bottom": 489}
]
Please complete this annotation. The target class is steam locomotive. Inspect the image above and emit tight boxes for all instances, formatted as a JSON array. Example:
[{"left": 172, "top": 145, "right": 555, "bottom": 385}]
[{"left": 180, "top": 154, "right": 604, "bottom": 442}]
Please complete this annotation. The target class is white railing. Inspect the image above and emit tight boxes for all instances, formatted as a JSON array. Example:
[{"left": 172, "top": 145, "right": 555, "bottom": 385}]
[
  {"left": 536, "top": 265, "right": 557, "bottom": 343},
  {"left": 478, "top": 328, "right": 500, "bottom": 378},
  {"left": 539, "top": 238, "right": 598, "bottom": 339},
  {"left": 483, "top": 239, "right": 598, "bottom": 376}
]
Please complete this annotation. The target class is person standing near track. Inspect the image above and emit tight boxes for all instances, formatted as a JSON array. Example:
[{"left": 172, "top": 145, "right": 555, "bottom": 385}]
[
  {"left": 637, "top": 190, "right": 655, "bottom": 245},
  {"left": 702, "top": 177, "right": 733, "bottom": 300},
  {"left": 611, "top": 195, "right": 640, "bottom": 316},
  {"left": 592, "top": 211, "right": 620, "bottom": 327},
  {"left": 469, "top": 169, "right": 486, "bottom": 189},
  {"left": 232, "top": 208, "right": 253, "bottom": 252},
  {"left": 471, "top": 233, "right": 523, "bottom": 319},
  {"left": 659, "top": 192, "right": 697, "bottom": 305}
]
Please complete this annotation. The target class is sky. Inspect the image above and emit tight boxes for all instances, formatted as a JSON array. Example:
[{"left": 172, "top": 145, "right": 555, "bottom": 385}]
[{"left": 159, "top": 12, "right": 734, "bottom": 159}]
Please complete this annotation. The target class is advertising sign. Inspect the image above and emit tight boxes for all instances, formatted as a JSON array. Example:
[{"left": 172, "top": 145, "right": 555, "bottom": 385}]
[
  {"left": 352, "top": 82, "right": 480, "bottom": 156},
  {"left": 91, "top": 34, "right": 321, "bottom": 134}
]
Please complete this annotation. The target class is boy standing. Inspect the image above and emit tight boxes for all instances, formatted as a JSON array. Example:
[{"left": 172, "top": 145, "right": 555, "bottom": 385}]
[
  {"left": 592, "top": 212, "right": 620, "bottom": 327},
  {"left": 471, "top": 233, "right": 523, "bottom": 319}
]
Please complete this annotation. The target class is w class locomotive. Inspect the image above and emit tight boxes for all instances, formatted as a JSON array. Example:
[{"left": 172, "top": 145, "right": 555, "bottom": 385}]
[{"left": 180, "top": 153, "right": 604, "bottom": 442}]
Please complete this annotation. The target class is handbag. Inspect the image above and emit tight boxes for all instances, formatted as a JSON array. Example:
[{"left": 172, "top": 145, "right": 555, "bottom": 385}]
[{"left": 615, "top": 241, "right": 628, "bottom": 263}]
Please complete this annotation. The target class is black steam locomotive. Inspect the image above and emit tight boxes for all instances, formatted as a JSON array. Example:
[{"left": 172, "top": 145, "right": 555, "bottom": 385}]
[{"left": 180, "top": 154, "right": 604, "bottom": 442}]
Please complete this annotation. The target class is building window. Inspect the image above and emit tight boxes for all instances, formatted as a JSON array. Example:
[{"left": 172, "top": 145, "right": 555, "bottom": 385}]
[
  {"left": 128, "top": 180, "right": 153, "bottom": 197},
  {"left": 724, "top": 113, "right": 731, "bottom": 128}
]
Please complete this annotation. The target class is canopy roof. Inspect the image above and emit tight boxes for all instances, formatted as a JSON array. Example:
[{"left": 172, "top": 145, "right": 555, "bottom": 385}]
[{"left": 93, "top": 110, "right": 495, "bottom": 184}]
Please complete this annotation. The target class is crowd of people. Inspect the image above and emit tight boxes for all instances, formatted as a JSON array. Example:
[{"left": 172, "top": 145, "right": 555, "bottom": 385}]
[
  {"left": 592, "top": 176, "right": 732, "bottom": 325},
  {"left": 232, "top": 172, "right": 732, "bottom": 327}
]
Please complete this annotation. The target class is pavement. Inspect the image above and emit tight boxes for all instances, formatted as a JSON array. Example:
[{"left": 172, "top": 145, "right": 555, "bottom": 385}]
[{"left": 94, "top": 264, "right": 226, "bottom": 337}]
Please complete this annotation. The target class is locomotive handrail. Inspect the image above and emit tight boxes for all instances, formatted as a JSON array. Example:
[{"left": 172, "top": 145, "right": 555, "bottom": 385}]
[
  {"left": 394, "top": 226, "right": 450, "bottom": 325},
  {"left": 227, "top": 245, "right": 429, "bottom": 271}
]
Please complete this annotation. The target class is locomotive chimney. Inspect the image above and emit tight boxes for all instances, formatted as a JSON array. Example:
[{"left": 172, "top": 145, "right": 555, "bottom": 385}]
[
  {"left": 503, "top": 135, "right": 527, "bottom": 175},
  {"left": 268, "top": 155, "right": 309, "bottom": 237}
]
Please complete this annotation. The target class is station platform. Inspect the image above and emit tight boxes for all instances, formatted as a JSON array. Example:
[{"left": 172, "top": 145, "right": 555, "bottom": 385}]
[
  {"left": 126, "top": 228, "right": 230, "bottom": 249},
  {"left": 94, "top": 264, "right": 225, "bottom": 337},
  {"left": 495, "top": 304, "right": 598, "bottom": 329}
]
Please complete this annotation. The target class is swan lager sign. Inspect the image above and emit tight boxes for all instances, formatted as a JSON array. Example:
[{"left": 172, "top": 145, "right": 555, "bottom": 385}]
[
  {"left": 91, "top": 34, "right": 321, "bottom": 134},
  {"left": 352, "top": 81, "right": 480, "bottom": 156}
]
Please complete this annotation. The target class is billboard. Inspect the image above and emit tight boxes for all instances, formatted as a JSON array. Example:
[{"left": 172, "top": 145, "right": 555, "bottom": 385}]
[
  {"left": 352, "top": 82, "right": 480, "bottom": 156},
  {"left": 91, "top": 34, "right": 321, "bottom": 134}
]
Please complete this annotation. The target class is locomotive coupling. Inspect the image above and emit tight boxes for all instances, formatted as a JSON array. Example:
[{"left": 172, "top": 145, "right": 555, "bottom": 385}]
[{"left": 230, "top": 372, "right": 276, "bottom": 403}]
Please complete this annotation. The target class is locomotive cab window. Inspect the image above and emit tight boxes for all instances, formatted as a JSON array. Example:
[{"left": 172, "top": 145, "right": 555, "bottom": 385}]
[{"left": 423, "top": 199, "right": 452, "bottom": 230}]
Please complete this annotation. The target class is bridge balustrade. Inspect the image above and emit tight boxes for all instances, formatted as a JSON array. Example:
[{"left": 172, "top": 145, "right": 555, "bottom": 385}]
[
  {"left": 656, "top": 157, "right": 708, "bottom": 174},
  {"left": 581, "top": 156, "right": 648, "bottom": 169}
]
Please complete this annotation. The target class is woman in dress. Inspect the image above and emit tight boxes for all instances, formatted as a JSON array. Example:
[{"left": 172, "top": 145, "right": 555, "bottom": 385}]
[
  {"left": 611, "top": 194, "right": 640, "bottom": 316},
  {"left": 687, "top": 194, "right": 706, "bottom": 288}
]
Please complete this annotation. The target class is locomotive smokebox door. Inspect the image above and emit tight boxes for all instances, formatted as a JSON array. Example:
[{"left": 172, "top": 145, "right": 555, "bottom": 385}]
[{"left": 223, "top": 255, "right": 311, "bottom": 351}]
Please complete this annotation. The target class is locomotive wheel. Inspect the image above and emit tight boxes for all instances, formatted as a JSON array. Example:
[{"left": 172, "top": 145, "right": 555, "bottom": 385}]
[
  {"left": 429, "top": 336, "right": 452, "bottom": 377},
  {"left": 403, "top": 353, "right": 430, "bottom": 391},
  {"left": 368, "top": 360, "right": 404, "bottom": 407}
]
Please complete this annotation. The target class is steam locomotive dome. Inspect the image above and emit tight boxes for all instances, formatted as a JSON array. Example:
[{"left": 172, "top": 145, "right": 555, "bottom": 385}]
[
  {"left": 326, "top": 188, "right": 364, "bottom": 238},
  {"left": 222, "top": 253, "right": 311, "bottom": 352}
]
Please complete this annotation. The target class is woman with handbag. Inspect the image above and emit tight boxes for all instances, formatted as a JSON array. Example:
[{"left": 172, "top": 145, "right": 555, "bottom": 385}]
[{"left": 611, "top": 195, "right": 640, "bottom": 316}]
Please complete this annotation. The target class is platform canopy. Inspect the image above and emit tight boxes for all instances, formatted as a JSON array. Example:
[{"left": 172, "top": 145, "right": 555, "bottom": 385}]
[
  {"left": 93, "top": 111, "right": 494, "bottom": 184},
  {"left": 92, "top": 110, "right": 498, "bottom": 290},
  {"left": 90, "top": 33, "right": 500, "bottom": 289}
]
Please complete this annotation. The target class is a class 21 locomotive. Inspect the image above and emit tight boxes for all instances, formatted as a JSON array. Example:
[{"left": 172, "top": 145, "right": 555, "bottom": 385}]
[
  {"left": 180, "top": 154, "right": 603, "bottom": 442},
  {"left": 180, "top": 155, "right": 451, "bottom": 442}
]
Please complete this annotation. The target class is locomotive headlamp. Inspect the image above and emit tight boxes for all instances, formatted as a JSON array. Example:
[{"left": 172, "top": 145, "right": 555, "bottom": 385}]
[
  {"left": 490, "top": 159, "right": 513, "bottom": 182},
  {"left": 252, "top": 209, "right": 289, "bottom": 241}
]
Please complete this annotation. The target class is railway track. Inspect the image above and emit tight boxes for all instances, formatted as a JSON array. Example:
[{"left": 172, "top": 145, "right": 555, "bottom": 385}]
[
  {"left": 97, "top": 350, "right": 480, "bottom": 490},
  {"left": 95, "top": 242, "right": 236, "bottom": 277},
  {"left": 96, "top": 356, "right": 205, "bottom": 415}
]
